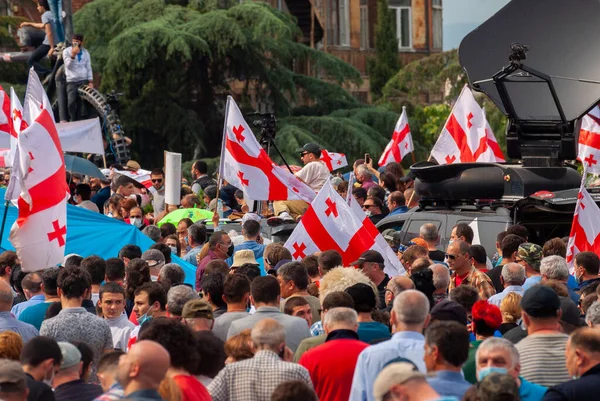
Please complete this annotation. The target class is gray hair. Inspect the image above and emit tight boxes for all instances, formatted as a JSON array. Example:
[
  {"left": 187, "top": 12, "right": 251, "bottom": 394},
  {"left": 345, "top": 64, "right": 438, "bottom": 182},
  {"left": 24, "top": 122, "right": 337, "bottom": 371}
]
[
  {"left": 159, "top": 263, "right": 185, "bottom": 286},
  {"left": 476, "top": 337, "right": 520, "bottom": 368},
  {"left": 142, "top": 225, "right": 161, "bottom": 242},
  {"left": 429, "top": 264, "right": 450, "bottom": 291},
  {"left": 540, "top": 255, "right": 569, "bottom": 281},
  {"left": 167, "top": 285, "right": 199, "bottom": 317},
  {"left": 251, "top": 318, "right": 285, "bottom": 347},
  {"left": 323, "top": 307, "right": 358, "bottom": 330},
  {"left": 356, "top": 164, "right": 371, "bottom": 178},
  {"left": 585, "top": 301, "right": 600, "bottom": 327},
  {"left": 501, "top": 263, "right": 526, "bottom": 286},
  {"left": 392, "top": 289, "right": 430, "bottom": 325},
  {"left": 386, "top": 277, "right": 414, "bottom": 298},
  {"left": 420, "top": 223, "right": 438, "bottom": 242}
]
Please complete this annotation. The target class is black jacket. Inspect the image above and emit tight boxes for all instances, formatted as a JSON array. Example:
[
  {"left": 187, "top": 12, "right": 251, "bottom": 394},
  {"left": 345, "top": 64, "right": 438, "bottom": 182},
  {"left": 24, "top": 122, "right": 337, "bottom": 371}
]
[{"left": 542, "top": 363, "right": 600, "bottom": 401}]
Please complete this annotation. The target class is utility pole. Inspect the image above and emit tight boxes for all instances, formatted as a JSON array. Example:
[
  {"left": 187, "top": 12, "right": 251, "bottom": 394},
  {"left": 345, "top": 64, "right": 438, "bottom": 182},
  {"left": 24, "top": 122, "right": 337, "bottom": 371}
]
[{"left": 63, "top": 0, "right": 73, "bottom": 42}]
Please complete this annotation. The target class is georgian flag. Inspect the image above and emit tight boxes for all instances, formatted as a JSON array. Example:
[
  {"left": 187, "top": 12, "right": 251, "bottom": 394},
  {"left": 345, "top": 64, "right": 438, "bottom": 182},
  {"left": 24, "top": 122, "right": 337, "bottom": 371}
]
[
  {"left": 284, "top": 180, "right": 404, "bottom": 277},
  {"left": 320, "top": 150, "right": 348, "bottom": 171},
  {"left": 431, "top": 85, "right": 505, "bottom": 165},
  {"left": 577, "top": 106, "right": 600, "bottom": 174},
  {"left": 219, "top": 96, "right": 315, "bottom": 203},
  {"left": 8, "top": 69, "right": 70, "bottom": 272},
  {"left": 0, "top": 85, "right": 10, "bottom": 138},
  {"left": 379, "top": 106, "right": 413, "bottom": 166},
  {"left": 114, "top": 168, "right": 157, "bottom": 195},
  {"left": 566, "top": 170, "right": 600, "bottom": 273}
]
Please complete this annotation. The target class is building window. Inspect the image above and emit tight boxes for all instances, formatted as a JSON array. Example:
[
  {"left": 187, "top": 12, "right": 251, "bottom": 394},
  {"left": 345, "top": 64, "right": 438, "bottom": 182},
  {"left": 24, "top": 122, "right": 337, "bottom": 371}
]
[
  {"left": 432, "top": 0, "right": 442, "bottom": 49},
  {"left": 339, "top": 0, "right": 350, "bottom": 46},
  {"left": 360, "top": 5, "right": 369, "bottom": 49},
  {"left": 389, "top": 5, "right": 411, "bottom": 49}
]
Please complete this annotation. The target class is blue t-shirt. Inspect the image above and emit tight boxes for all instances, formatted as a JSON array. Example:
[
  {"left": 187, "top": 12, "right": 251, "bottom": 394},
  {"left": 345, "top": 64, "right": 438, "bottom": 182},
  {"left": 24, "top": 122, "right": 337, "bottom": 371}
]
[
  {"left": 357, "top": 321, "right": 391, "bottom": 343},
  {"left": 18, "top": 302, "right": 52, "bottom": 331}
]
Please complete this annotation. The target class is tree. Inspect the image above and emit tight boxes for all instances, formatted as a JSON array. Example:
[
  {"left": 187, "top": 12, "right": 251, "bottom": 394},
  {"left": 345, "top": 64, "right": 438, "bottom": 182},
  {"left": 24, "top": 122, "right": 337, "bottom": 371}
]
[
  {"left": 73, "top": 0, "right": 363, "bottom": 166},
  {"left": 367, "top": 0, "right": 398, "bottom": 101}
]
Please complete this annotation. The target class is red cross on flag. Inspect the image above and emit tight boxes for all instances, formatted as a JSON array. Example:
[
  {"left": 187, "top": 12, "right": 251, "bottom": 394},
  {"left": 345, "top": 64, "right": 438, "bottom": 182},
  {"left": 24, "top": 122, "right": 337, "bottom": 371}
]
[
  {"left": 7, "top": 69, "right": 70, "bottom": 272},
  {"left": 0, "top": 85, "right": 10, "bottom": 138},
  {"left": 284, "top": 180, "right": 404, "bottom": 277},
  {"left": 114, "top": 168, "right": 157, "bottom": 195},
  {"left": 577, "top": 106, "right": 600, "bottom": 174},
  {"left": 218, "top": 96, "right": 315, "bottom": 202},
  {"left": 379, "top": 106, "right": 414, "bottom": 166},
  {"left": 430, "top": 85, "right": 505, "bottom": 165},
  {"left": 566, "top": 172, "right": 600, "bottom": 272},
  {"left": 320, "top": 149, "right": 348, "bottom": 171}
]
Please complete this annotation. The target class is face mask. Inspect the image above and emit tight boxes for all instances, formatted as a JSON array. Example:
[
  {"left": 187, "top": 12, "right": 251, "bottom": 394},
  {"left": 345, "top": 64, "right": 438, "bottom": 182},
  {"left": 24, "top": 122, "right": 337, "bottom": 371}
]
[
  {"left": 138, "top": 306, "right": 154, "bottom": 326},
  {"left": 448, "top": 239, "right": 455, "bottom": 246},
  {"left": 365, "top": 210, "right": 372, "bottom": 217},
  {"left": 225, "top": 243, "right": 235, "bottom": 257},
  {"left": 107, "top": 212, "right": 113, "bottom": 218},
  {"left": 130, "top": 217, "right": 142, "bottom": 228},
  {"left": 169, "top": 246, "right": 178, "bottom": 255},
  {"left": 477, "top": 366, "right": 508, "bottom": 381},
  {"left": 43, "top": 367, "right": 55, "bottom": 386}
]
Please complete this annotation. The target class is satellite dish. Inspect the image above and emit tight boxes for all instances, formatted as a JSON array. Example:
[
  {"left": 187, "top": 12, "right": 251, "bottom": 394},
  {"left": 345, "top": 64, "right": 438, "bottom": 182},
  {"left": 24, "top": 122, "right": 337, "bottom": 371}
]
[{"left": 458, "top": 0, "right": 600, "bottom": 165}]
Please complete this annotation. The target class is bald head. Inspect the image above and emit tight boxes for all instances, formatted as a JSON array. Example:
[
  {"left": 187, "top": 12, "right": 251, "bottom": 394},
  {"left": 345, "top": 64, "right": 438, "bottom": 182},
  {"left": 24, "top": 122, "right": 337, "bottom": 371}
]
[
  {"left": 0, "top": 279, "right": 14, "bottom": 311},
  {"left": 251, "top": 318, "right": 285, "bottom": 351},
  {"left": 501, "top": 262, "right": 526, "bottom": 287},
  {"left": 392, "top": 289, "right": 430, "bottom": 330},
  {"left": 385, "top": 276, "right": 415, "bottom": 306},
  {"left": 118, "top": 340, "right": 170, "bottom": 392}
]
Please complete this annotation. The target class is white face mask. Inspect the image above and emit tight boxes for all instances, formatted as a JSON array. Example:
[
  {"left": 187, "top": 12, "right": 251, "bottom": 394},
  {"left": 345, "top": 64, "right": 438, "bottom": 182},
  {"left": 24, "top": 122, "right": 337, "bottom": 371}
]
[
  {"left": 365, "top": 210, "right": 372, "bottom": 217},
  {"left": 43, "top": 366, "right": 55, "bottom": 386},
  {"left": 130, "top": 217, "right": 142, "bottom": 228},
  {"left": 169, "top": 246, "right": 177, "bottom": 255}
]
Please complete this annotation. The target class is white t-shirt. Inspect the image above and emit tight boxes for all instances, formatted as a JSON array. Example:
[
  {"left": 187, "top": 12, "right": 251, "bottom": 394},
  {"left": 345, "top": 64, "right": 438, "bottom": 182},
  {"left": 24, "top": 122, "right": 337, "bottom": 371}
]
[{"left": 296, "top": 161, "right": 330, "bottom": 192}]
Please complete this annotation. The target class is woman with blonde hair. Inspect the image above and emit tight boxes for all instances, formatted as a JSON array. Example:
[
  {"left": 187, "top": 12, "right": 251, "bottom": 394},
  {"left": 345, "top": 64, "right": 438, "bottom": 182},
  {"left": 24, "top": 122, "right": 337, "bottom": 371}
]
[
  {"left": 224, "top": 329, "right": 254, "bottom": 364},
  {"left": 499, "top": 292, "right": 522, "bottom": 335}
]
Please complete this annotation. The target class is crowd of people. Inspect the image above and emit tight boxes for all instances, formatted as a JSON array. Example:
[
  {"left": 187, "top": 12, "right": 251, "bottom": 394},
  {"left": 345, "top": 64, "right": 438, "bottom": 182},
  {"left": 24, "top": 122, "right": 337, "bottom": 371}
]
[{"left": 0, "top": 141, "right": 597, "bottom": 401}]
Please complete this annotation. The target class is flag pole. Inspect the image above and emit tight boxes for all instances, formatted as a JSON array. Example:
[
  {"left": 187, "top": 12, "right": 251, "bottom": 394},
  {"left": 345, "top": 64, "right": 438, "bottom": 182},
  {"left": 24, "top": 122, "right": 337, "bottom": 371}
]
[
  {"left": 0, "top": 200, "right": 9, "bottom": 246},
  {"left": 411, "top": 151, "right": 416, "bottom": 164}
]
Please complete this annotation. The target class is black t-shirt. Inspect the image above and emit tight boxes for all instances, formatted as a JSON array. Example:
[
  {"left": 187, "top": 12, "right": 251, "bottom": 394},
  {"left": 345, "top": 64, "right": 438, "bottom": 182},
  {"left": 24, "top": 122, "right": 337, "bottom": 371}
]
[
  {"left": 377, "top": 275, "right": 391, "bottom": 310},
  {"left": 26, "top": 374, "right": 55, "bottom": 401},
  {"left": 428, "top": 250, "right": 446, "bottom": 262},
  {"left": 54, "top": 379, "right": 103, "bottom": 401}
]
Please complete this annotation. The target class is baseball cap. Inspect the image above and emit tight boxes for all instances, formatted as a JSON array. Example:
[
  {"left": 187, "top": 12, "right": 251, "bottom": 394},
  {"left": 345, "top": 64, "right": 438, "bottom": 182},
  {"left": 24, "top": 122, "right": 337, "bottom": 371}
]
[
  {"left": 241, "top": 213, "right": 261, "bottom": 226},
  {"left": 232, "top": 250, "right": 258, "bottom": 268},
  {"left": 351, "top": 250, "right": 384, "bottom": 266},
  {"left": 100, "top": 168, "right": 111, "bottom": 179},
  {"left": 295, "top": 143, "right": 321, "bottom": 155},
  {"left": 521, "top": 286, "right": 561, "bottom": 318},
  {"left": 430, "top": 300, "right": 468, "bottom": 326},
  {"left": 409, "top": 237, "right": 428, "bottom": 248},
  {"left": 141, "top": 249, "right": 166, "bottom": 268},
  {"left": 477, "top": 372, "right": 520, "bottom": 401},
  {"left": 181, "top": 299, "right": 214, "bottom": 320},
  {"left": 58, "top": 342, "right": 82, "bottom": 370},
  {"left": 517, "top": 243, "right": 543, "bottom": 271},
  {"left": 0, "top": 359, "right": 26, "bottom": 393},
  {"left": 373, "top": 362, "right": 425, "bottom": 401}
]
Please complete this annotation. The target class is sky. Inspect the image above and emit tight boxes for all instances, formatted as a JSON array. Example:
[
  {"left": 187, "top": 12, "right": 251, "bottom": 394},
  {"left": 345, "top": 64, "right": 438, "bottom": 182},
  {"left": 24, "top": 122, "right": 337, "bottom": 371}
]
[{"left": 443, "top": 0, "right": 511, "bottom": 50}]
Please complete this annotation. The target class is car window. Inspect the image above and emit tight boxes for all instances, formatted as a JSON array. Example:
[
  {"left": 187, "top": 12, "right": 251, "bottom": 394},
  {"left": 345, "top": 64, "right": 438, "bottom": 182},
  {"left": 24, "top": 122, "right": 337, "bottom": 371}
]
[{"left": 455, "top": 218, "right": 509, "bottom": 257}]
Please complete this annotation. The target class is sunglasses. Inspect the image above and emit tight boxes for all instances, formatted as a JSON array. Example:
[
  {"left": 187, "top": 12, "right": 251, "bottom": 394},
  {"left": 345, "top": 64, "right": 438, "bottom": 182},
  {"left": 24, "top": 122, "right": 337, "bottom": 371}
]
[
  {"left": 151, "top": 179, "right": 163, "bottom": 183},
  {"left": 363, "top": 204, "right": 375, "bottom": 208},
  {"left": 445, "top": 253, "right": 462, "bottom": 260},
  {"left": 299, "top": 152, "right": 308, "bottom": 157}
]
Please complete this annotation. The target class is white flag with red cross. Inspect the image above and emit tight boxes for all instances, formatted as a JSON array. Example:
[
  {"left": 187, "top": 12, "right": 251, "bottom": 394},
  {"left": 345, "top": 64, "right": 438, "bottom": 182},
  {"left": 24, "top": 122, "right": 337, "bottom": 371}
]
[
  {"left": 114, "top": 168, "right": 157, "bottom": 195},
  {"left": 8, "top": 69, "right": 70, "bottom": 272},
  {"left": 431, "top": 85, "right": 505, "bottom": 165},
  {"left": 565, "top": 170, "right": 600, "bottom": 272},
  {"left": 218, "top": 96, "right": 315, "bottom": 203},
  {"left": 577, "top": 106, "right": 600, "bottom": 174},
  {"left": 284, "top": 180, "right": 404, "bottom": 277},
  {"left": 320, "top": 149, "right": 348, "bottom": 171},
  {"left": 0, "top": 85, "right": 10, "bottom": 138},
  {"left": 379, "top": 106, "right": 413, "bottom": 166}
]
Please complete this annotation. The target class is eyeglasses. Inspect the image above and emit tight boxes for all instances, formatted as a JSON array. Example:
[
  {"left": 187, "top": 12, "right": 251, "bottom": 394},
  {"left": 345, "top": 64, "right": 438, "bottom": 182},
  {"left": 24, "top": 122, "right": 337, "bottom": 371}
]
[
  {"left": 445, "top": 253, "right": 461, "bottom": 260},
  {"left": 363, "top": 204, "right": 375, "bottom": 209},
  {"left": 151, "top": 179, "right": 163, "bottom": 183}
]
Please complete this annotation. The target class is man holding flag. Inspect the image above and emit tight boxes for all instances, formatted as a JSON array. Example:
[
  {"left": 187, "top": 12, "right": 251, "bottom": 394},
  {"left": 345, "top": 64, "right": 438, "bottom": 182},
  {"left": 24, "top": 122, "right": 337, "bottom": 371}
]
[
  {"left": 379, "top": 106, "right": 414, "bottom": 166},
  {"left": 272, "top": 143, "right": 330, "bottom": 223}
]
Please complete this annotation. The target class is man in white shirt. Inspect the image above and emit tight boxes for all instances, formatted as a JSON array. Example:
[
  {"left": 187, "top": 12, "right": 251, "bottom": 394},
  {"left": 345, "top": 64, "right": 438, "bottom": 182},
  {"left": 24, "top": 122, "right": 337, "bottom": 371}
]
[
  {"left": 271, "top": 143, "right": 330, "bottom": 223},
  {"left": 62, "top": 33, "right": 93, "bottom": 122},
  {"left": 98, "top": 282, "right": 134, "bottom": 351}
]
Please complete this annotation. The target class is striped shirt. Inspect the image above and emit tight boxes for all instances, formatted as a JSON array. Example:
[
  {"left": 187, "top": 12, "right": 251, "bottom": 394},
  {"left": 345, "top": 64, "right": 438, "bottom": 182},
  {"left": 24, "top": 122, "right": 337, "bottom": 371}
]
[{"left": 516, "top": 333, "right": 569, "bottom": 387}]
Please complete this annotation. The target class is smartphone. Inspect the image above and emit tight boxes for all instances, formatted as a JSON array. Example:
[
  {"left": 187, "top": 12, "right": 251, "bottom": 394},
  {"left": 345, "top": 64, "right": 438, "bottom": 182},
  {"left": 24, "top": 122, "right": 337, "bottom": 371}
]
[{"left": 365, "top": 153, "right": 371, "bottom": 164}]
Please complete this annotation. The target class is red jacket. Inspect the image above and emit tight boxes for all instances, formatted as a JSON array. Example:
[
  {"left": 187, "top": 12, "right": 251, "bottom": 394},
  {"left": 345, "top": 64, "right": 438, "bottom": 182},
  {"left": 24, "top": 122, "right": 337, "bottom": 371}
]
[{"left": 299, "top": 330, "right": 368, "bottom": 401}]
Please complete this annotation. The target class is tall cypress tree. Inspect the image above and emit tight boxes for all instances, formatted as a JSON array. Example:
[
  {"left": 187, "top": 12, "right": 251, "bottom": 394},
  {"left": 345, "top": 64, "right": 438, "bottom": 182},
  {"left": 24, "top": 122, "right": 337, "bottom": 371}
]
[{"left": 368, "top": 0, "right": 399, "bottom": 100}]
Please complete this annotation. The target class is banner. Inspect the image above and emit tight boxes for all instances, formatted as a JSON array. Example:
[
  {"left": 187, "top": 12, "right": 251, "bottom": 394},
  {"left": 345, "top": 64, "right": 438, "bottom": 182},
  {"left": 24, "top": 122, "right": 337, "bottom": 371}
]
[{"left": 164, "top": 151, "right": 182, "bottom": 205}]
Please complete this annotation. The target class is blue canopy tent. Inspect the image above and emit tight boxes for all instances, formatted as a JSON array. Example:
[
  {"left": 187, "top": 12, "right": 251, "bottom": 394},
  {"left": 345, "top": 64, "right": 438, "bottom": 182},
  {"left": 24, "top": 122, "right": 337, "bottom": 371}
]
[{"left": 0, "top": 189, "right": 196, "bottom": 286}]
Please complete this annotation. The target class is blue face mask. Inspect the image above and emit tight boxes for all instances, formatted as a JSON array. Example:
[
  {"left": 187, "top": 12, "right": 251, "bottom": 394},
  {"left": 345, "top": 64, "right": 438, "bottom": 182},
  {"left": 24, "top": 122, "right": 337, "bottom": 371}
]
[
  {"left": 138, "top": 306, "right": 154, "bottom": 326},
  {"left": 477, "top": 366, "right": 508, "bottom": 381}
]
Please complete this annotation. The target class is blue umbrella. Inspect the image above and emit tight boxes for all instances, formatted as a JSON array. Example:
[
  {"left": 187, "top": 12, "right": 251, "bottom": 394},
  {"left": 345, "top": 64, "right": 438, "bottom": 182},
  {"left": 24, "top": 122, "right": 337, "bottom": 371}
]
[{"left": 63, "top": 154, "right": 105, "bottom": 179}]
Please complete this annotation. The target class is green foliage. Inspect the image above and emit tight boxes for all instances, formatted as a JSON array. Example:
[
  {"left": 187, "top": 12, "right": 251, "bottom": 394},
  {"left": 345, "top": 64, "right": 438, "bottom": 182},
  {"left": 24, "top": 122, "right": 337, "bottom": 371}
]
[
  {"left": 0, "top": 16, "right": 28, "bottom": 83},
  {"left": 74, "top": 0, "right": 362, "bottom": 166},
  {"left": 381, "top": 49, "right": 465, "bottom": 108},
  {"left": 367, "top": 0, "right": 399, "bottom": 101}
]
